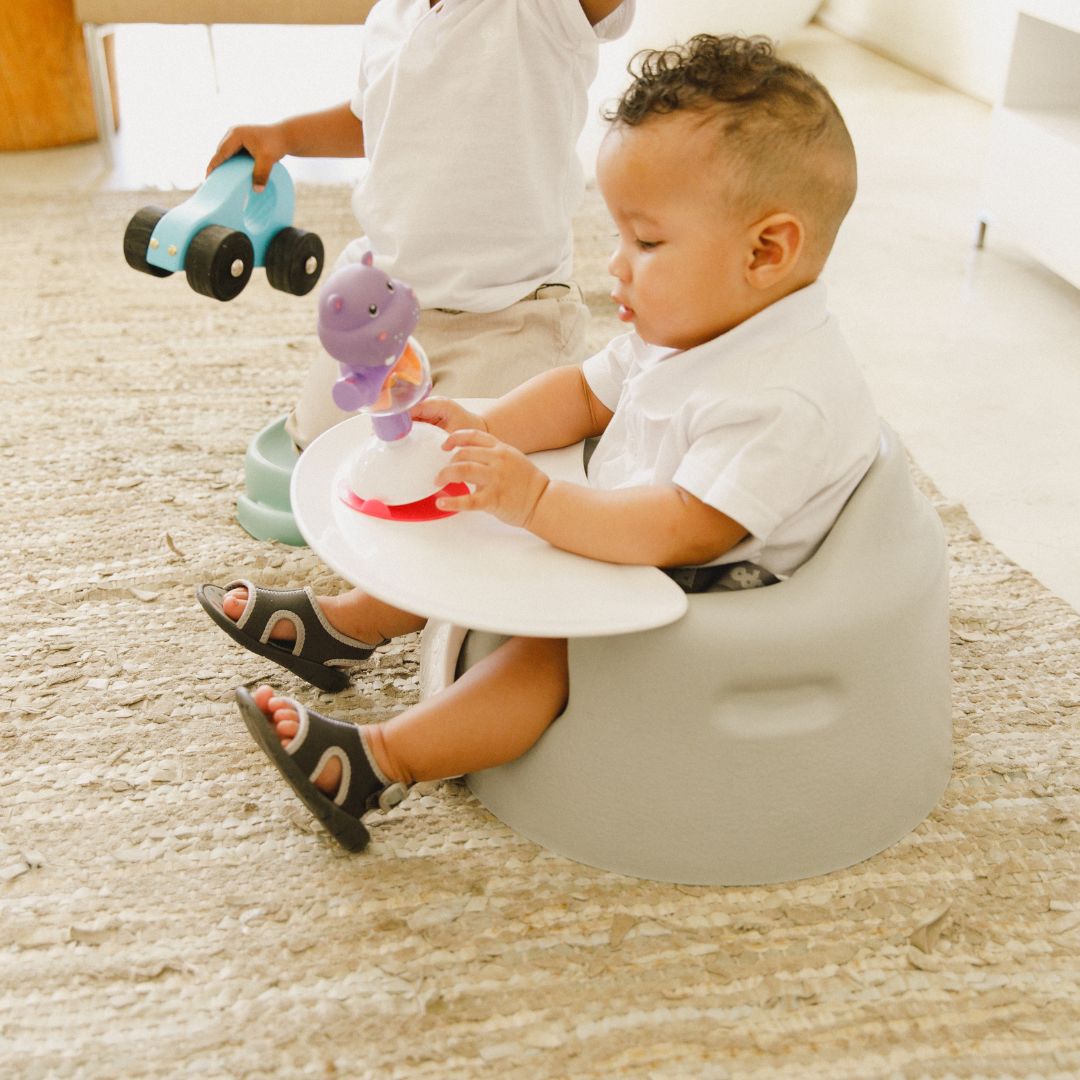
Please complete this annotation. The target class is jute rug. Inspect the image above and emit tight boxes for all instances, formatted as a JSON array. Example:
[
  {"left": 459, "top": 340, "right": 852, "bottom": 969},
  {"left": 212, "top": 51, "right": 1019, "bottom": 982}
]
[{"left": 2, "top": 185, "right": 1079, "bottom": 1079}]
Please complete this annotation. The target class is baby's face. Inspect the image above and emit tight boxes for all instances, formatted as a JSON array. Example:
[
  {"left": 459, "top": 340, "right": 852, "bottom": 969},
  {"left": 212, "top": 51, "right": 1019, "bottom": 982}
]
[{"left": 597, "top": 113, "right": 758, "bottom": 352}]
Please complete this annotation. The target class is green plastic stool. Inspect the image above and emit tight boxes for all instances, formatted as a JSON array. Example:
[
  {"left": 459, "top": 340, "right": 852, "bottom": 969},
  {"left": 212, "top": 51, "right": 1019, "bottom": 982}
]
[{"left": 236, "top": 414, "right": 306, "bottom": 546}]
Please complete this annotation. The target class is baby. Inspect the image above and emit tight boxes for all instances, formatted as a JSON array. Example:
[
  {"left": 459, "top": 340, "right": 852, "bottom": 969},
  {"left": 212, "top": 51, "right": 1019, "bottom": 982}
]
[{"left": 199, "top": 34, "right": 881, "bottom": 850}]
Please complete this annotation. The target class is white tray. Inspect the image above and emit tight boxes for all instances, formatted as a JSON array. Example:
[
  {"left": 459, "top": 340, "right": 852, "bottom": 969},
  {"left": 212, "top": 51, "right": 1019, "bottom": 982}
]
[{"left": 291, "top": 413, "right": 688, "bottom": 637}]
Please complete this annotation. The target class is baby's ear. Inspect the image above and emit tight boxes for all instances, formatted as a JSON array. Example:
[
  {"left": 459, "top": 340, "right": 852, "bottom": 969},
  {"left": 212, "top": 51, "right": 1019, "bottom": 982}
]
[{"left": 746, "top": 213, "right": 804, "bottom": 289}]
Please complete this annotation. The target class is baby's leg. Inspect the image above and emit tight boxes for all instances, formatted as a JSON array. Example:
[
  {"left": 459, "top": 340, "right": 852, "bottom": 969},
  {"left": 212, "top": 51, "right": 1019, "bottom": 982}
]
[
  {"left": 368, "top": 635, "right": 569, "bottom": 782},
  {"left": 221, "top": 584, "right": 425, "bottom": 646},
  {"left": 257, "top": 635, "right": 568, "bottom": 793}
]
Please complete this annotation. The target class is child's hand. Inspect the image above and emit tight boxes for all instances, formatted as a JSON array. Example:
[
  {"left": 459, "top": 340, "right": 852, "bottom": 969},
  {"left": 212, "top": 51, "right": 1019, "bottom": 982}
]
[
  {"left": 207, "top": 124, "right": 288, "bottom": 191},
  {"left": 411, "top": 397, "right": 489, "bottom": 435},
  {"left": 435, "top": 430, "right": 550, "bottom": 528}
]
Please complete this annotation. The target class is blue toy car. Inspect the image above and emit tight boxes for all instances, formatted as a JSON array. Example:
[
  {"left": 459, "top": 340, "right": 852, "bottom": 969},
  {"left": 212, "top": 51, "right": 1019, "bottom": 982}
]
[{"left": 123, "top": 154, "right": 324, "bottom": 301}]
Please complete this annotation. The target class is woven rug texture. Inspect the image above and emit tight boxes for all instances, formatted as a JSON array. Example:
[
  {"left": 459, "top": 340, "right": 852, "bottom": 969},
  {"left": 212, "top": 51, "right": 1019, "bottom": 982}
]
[{"left": 2, "top": 185, "right": 1079, "bottom": 1079}]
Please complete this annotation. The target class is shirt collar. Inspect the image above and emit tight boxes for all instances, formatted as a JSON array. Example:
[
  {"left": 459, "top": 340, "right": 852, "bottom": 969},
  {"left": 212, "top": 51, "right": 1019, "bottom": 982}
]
[
  {"left": 635, "top": 281, "right": 829, "bottom": 372},
  {"left": 627, "top": 280, "right": 831, "bottom": 408},
  {"left": 702, "top": 280, "right": 829, "bottom": 360}
]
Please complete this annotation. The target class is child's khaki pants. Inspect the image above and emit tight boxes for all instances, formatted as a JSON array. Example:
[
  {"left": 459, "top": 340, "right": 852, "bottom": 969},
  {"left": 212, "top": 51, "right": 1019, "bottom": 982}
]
[{"left": 286, "top": 282, "right": 589, "bottom": 450}]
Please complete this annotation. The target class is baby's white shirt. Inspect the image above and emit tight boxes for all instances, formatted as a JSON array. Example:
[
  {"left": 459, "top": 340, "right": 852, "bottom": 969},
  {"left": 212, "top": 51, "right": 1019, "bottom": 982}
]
[
  {"left": 346, "top": 0, "right": 635, "bottom": 312},
  {"left": 582, "top": 282, "right": 882, "bottom": 577}
]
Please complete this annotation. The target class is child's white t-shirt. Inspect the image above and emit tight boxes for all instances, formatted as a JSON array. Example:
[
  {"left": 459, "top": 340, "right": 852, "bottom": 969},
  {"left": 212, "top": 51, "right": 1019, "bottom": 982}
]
[
  {"left": 346, "top": 0, "right": 635, "bottom": 313},
  {"left": 582, "top": 282, "right": 881, "bottom": 578}
]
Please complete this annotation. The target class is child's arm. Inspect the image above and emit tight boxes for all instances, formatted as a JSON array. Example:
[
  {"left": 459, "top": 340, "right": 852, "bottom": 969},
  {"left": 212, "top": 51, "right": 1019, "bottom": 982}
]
[
  {"left": 206, "top": 102, "right": 364, "bottom": 191},
  {"left": 527, "top": 481, "right": 748, "bottom": 567},
  {"left": 414, "top": 365, "right": 613, "bottom": 454},
  {"left": 437, "top": 429, "right": 749, "bottom": 568},
  {"left": 579, "top": 1, "right": 628, "bottom": 25},
  {"left": 484, "top": 365, "right": 612, "bottom": 452}
]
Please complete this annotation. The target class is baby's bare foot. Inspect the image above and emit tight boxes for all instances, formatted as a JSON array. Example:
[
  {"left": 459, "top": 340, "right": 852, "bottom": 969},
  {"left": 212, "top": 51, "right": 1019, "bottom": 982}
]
[{"left": 251, "top": 684, "right": 342, "bottom": 795}]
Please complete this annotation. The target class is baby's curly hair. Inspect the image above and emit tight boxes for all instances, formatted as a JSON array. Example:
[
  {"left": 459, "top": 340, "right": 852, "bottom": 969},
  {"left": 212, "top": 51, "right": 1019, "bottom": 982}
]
[{"left": 608, "top": 35, "right": 857, "bottom": 262}]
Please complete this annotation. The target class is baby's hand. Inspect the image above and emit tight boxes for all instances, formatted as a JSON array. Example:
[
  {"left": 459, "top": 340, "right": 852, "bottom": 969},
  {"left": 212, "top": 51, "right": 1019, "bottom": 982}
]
[
  {"left": 435, "top": 430, "right": 549, "bottom": 528},
  {"left": 410, "top": 397, "right": 488, "bottom": 435},
  {"left": 206, "top": 124, "right": 288, "bottom": 191}
]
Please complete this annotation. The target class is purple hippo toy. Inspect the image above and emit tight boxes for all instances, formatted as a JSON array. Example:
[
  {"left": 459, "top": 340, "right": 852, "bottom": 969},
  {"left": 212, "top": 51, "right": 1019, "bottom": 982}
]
[{"left": 317, "top": 253, "right": 428, "bottom": 441}]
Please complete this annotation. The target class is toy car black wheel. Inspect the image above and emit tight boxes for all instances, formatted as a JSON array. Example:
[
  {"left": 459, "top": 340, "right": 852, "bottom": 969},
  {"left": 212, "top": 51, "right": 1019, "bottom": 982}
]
[
  {"left": 185, "top": 225, "right": 254, "bottom": 301},
  {"left": 265, "top": 227, "right": 325, "bottom": 296},
  {"left": 123, "top": 206, "right": 174, "bottom": 277}
]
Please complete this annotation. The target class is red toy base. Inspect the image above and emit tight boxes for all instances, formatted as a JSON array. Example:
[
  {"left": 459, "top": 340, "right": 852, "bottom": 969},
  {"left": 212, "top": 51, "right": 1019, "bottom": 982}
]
[{"left": 338, "top": 480, "right": 469, "bottom": 522}]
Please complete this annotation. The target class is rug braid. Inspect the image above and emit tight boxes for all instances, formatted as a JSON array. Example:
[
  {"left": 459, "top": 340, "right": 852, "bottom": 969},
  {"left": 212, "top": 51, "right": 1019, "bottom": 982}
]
[{"left": 1, "top": 186, "right": 1079, "bottom": 1078}]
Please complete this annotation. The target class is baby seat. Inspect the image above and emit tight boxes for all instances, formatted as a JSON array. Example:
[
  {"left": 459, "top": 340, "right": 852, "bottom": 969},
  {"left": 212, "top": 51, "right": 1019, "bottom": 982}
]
[{"left": 419, "top": 424, "right": 953, "bottom": 884}]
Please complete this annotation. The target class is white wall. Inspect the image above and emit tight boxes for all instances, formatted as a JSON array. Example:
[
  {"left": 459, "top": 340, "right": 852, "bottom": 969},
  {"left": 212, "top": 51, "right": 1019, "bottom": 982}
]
[
  {"left": 815, "top": 0, "right": 1020, "bottom": 103},
  {"left": 580, "top": 0, "right": 821, "bottom": 175}
]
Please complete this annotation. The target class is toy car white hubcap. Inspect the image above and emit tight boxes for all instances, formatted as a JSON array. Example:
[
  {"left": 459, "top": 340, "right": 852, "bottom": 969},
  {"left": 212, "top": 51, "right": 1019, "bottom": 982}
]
[
  {"left": 305, "top": 256, "right": 318, "bottom": 275},
  {"left": 230, "top": 259, "right": 246, "bottom": 278}
]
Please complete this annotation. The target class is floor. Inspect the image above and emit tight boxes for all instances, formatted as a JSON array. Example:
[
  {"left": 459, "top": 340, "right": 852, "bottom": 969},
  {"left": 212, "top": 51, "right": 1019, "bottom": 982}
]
[{"left": 3, "top": 22, "right": 1078, "bottom": 610}]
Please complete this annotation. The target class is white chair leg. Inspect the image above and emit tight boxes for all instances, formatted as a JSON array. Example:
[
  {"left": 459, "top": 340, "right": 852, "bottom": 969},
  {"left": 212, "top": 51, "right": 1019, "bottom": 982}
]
[{"left": 82, "top": 22, "right": 116, "bottom": 169}]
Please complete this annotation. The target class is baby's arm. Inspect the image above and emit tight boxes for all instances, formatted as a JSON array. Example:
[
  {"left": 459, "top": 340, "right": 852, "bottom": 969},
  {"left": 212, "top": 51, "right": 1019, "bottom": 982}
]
[
  {"left": 438, "top": 430, "right": 748, "bottom": 568},
  {"left": 415, "top": 365, "right": 613, "bottom": 454},
  {"left": 428, "top": 366, "right": 746, "bottom": 566},
  {"left": 483, "top": 365, "right": 613, "bottom": 453},
  {"left": 526, "top": 482, "right": 748, "bottom": 567},
  {"left": 207, "top": 102, "right": 364, "bottom": 190}
]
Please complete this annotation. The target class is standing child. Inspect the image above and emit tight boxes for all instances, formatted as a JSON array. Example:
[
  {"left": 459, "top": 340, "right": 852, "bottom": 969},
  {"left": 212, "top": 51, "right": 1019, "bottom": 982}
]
[
  {"left": 207, "top": 0, "right": 636, "bottom": 449},
  {"left": 198, "top": 34, "right": 882, "bottom": 851}
]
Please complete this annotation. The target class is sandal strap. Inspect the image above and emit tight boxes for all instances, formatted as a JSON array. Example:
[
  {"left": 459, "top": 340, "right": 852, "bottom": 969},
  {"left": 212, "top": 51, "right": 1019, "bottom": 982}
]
[
  {"left": 226, "top": 579, "right": 380, "bottom": 663},
  {"left": 283, "top": 697, "right": 392, "bottom": 819}
]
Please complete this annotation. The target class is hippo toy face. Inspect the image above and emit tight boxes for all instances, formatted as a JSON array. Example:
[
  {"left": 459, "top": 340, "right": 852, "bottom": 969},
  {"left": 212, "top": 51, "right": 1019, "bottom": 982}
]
[{"left": 317, "top": 252, "right": 420, "bottom": 370}]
